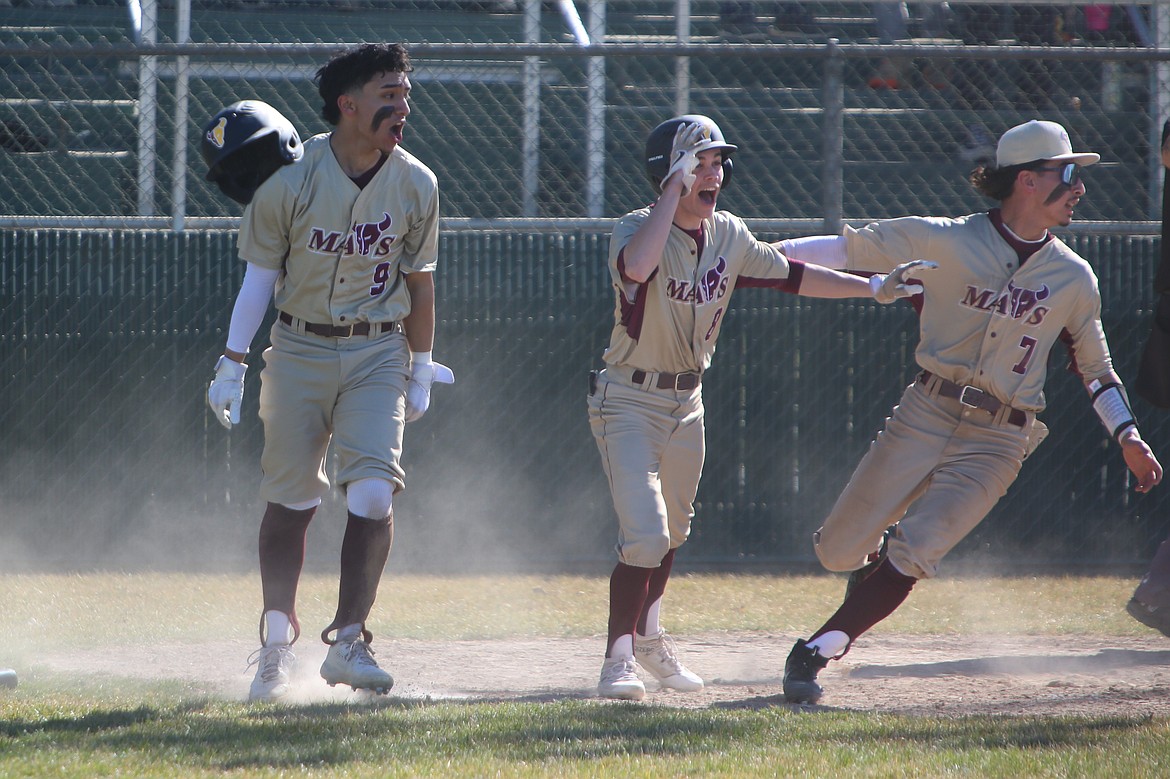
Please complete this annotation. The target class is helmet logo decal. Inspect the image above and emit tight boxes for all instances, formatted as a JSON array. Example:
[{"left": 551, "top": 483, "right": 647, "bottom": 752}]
[{"left": 206, "top": 117, "right": 227, "bottom": 149}]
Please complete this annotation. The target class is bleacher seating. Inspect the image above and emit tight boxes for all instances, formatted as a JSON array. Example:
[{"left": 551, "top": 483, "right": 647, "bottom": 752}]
[{"left": 0, "top": 1, "right": 1152, "bottom": 222}]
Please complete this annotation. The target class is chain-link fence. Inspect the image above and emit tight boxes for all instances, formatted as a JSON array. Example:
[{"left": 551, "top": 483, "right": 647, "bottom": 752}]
[
  {"left": 1, "top": 0, "right": 1169, "bottom": 225},
  {"left": 4, "top": 0, "right": 1170, "bottom": 572},
  {"left": 5, "top": 228, "right": 1170, "bottom": 573}
]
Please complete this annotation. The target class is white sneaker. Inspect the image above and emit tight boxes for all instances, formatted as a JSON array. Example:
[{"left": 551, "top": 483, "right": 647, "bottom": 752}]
[
  {"left": 598, "top": 656, "right": 645, "bottom": 701},
  {"left": 247, "top": 644, "right": 295, "bottom": 702},
  {"left": 320, "top": 638, "right": 394, "bottom": 694},
  {"left": 635, "top": 629, "right": 704, "bottom": 692}
]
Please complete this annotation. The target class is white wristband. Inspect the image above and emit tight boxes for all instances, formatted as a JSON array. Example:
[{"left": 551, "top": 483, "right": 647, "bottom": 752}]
[
  {"left": 411, "top": 350, "right": 433, "bottom": 367},
  {"left": 1088, "top": 379, "right": 1137, "bottom": 442}
]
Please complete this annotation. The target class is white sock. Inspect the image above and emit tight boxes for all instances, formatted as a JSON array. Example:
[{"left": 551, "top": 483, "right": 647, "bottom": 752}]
[
  {"left": 807, "top": 630, "right": 850, "bottom": 659},
  {"left": 608, "top": 634, "right": 634, "bottom": 660},
  {"left": 336, "top": 623, "right": 363, "bottom": 643},
  {"left": 638, "top": 598, "right": 662, "bottom": 639},
  {"left": 263, "top": 610, "right": 293, "bottom": 646}
]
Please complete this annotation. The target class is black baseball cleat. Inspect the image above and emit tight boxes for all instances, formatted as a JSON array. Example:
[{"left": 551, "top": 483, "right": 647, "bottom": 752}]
[
  {"left": 1126, "top": 597, "right": 1170, "bottom": 638},
  {"left": 783, "top": 639, "right": 830, "bottom": 704},
  {"left": 845, "top": 525, "right": 894, "bottom": 599}
]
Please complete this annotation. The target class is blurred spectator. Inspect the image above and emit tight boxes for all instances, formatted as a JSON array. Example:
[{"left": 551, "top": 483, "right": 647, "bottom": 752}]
[
  {"left": 1083, "top": 4, "right": 1114, "bottom": 42},
  {"left": 718, "top": 2, "right": 815, "bottom": 38},
  {"left": 950, "top": 5, "right": 1062, "bottom": 109},
  {"left": 868, "top": 2, "right": 953, "bottom": 89},
  {"left": 1082, "top": 4, "right": 1152, "bottom": 46}
]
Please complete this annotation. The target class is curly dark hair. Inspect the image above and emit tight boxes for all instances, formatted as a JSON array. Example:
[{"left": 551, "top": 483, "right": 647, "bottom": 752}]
[
  {"left": 315, "top": 43, "right": 413, "bottom": 126},
  {"left": 969, "top": 161, "right": 1049, "bottom": 202}
]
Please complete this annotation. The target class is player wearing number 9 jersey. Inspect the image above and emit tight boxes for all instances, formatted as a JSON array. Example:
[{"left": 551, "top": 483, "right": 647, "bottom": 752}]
[
  {"left": 586, "top": 114, "right": 931, "bottom": 701},
  {"left": 204, "top": 43, "right": 452, "bottom": 703},
  {"left": 777, "top": 119, "right": 1163, "bottom": 705}
]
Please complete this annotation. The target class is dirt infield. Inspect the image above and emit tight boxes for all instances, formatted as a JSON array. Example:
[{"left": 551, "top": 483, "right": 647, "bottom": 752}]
[{"left": 35, "top": 632, "right": 1170, "bottom": 716}]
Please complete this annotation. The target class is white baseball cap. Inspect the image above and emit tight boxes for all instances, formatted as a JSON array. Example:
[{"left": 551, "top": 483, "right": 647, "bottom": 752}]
[{"left": 995, "top": 120, "right": 1100, "bottom": 168}]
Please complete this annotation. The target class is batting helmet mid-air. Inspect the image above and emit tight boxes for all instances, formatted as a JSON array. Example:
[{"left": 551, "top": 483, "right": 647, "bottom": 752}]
[
  {"left": 644, "top": 114, "right": 737, "bottom": 194},
  {"left": 201, "top": 100, "right": 303, "bottom": 205}
]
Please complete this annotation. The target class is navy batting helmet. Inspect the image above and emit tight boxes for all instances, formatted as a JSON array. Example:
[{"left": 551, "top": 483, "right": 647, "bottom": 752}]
[
  {"left": 644, "top": 114, "right": 737, "bottom": 194},
  {"left": 201, "top": 100, "right": 303, "bottom": 205}
]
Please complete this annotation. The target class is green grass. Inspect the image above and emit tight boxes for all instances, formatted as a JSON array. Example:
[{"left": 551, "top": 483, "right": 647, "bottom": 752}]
[
  {"left": 2, "top": 693, "right": 1168, "bottom": 778},
  {"left": 0, "top": 572, "right": 1156, "bottom": 647},
  {"left": 2, "top": 572, "right": 1168, "bottom": 778}
]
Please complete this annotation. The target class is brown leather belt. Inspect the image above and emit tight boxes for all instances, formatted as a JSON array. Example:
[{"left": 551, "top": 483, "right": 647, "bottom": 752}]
[
  {"left": 279, "top": 311, "right": 400, "bottom": 338},
  {"left": 918, "top": 371, "right": 1027, "bottom": 427},
  {"left": 631, "top": 369, "right": 701, "bottom": 391}
]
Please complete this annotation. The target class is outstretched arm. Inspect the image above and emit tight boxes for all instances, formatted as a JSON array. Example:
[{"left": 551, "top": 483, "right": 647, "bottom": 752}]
[
  {"left": 795, "top": 263, "right": 873, "bottom": 298},
  {"left": 796, "top": 259, "right": 935, "bottom": 303}
]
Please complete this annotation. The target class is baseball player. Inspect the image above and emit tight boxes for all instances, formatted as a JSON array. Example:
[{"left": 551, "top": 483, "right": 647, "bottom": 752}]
[
  {"left": 1127, "top": 119, "right": 1170, "bottom": 637},
  {"left": 777, "top": 119, "right": 1163, "bottom": 705},
  {"left": 202, "top": 43, "right": 452, "bottom": 703},
  {"left": 588, "top": 114, "right": 930, "bottom": 700}
]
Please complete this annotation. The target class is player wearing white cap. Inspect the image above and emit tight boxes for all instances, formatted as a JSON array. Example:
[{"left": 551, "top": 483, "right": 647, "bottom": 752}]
[
  {"left": 778, "top": 119, "right": 1163, "bottom": 704},
  {"left": 587, "top": 114, "right": 931, "bottom": 700}
]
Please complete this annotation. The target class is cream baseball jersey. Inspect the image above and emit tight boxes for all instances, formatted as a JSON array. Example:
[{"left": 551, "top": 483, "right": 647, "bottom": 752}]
[
  {"left": 238, "top": 133, "right": 439, "bottom": 325},
  {"left": 843, "top": 210, "right": 1112, "bottom": 412},
  {"left": 602, "top": 208, "right": 802, "bottom": 375}
]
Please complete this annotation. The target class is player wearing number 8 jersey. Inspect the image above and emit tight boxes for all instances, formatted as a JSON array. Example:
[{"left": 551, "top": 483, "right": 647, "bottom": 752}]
[
  {"left": 587, "top": 114, "right": 931, "bottom": 700},
  {"left": 778, "top": 119, "right": 1163, "bottom": 705},
  {"left": 204, "top": 43, "right": 453, "bottom": 702}
]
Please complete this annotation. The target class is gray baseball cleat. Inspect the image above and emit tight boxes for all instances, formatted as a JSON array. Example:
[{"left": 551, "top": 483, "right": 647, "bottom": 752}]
[
  {"left": 320, "top": 637, "right": 393, "bottom": 694},
  {"left": 635, "top": 629, "right": 704, "bottom": 692},
  {"left": 598, "top": 656, "right": 646, "bottom": 701},
  {"left": 247, "top": 644, "right": 295, "bottom": 703},
  {"left": 783, "top": 639, "right": 830, "bottom": 704}
]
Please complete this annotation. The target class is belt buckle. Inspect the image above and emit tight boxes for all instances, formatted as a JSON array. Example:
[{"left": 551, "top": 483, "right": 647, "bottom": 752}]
[
  {"left": 959, "top": 385, "right": 985, "bottom": 408},
  {"left": 336, "top": 323, "right": 357, "bottom": 338}
]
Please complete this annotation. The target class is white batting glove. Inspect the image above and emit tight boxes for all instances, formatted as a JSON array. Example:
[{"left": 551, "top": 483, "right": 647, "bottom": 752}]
[
  {"left": 871, "top": 259, "right": 938, "bottom": 304},
  {"left": 207, "top": 355, "right": 247, "bottom": 430},
  {"left": 663, "top": 121, "right": 705, "bottom": 195},
  {"left": 405, "top": 353, "right": 455, "bottom": 423}
]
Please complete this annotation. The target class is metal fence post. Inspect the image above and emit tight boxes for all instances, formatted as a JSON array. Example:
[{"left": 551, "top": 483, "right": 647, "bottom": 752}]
[
  {"left": 1154, "top": 0, "right": 1170, "bottom": 219},
  {"left": 674, "top": 0, "right": 691, "bottom": 115},
  {"left": 522, "top": 0, "right": 541, "bottom": 217},
  {"left": 136, "top": 0, "right": 159, "bottom": 217},
  {"left": 822, "top": 38, "right": 844, "bottom": 235},
  {"left": 585, "top": 0, "right": 606, "bottom": 218},
  {"left": 170, "top": 0, "right": 192, "bottom": 232}
]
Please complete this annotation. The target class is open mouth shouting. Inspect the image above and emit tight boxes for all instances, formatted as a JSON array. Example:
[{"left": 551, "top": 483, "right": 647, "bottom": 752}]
[
  {"left": 388, "top": 119, "right": 405, "bottom": 144},
  {"left": 372, "top": 107, "right": 406, "bottom": 144},
  {"left": 697, "top": 185, "right": 718, "bottom": 206}
]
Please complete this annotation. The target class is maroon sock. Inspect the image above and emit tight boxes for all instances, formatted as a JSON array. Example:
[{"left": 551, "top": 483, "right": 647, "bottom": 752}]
[
  {"left": 257, "top": 502, "right": 317, "bottom": 643},
  {"left": 321, "top": 510, "right": 393, "bottom": 644},
  {"left": 811, "top": 559, "right": 917, "bottom": 647},
  {"left": 607, "top": 562, "right": 652, "bottom": 656},
  {"left": 637, "top": 548, "right": 676, "bottom": 635}
]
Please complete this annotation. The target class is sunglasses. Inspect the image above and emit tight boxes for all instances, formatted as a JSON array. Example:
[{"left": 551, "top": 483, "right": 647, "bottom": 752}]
[{"left": 1034, "top": 162, "right": 1081, "bottom": 187}]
